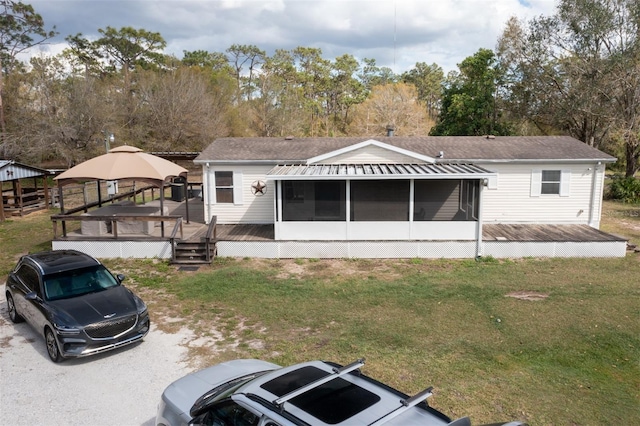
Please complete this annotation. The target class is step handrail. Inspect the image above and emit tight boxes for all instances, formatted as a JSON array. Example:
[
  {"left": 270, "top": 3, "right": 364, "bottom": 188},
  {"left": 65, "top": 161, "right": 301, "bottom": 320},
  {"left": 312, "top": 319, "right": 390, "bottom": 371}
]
[
  {"left": 169, "top": 217, "right": 184, "bottom": 261},
  {"left": 204, "top": 215, "right": 217, "bottom": 262},
  {"left": 274, "top": 358, "right": 365, "bottom": 408}
]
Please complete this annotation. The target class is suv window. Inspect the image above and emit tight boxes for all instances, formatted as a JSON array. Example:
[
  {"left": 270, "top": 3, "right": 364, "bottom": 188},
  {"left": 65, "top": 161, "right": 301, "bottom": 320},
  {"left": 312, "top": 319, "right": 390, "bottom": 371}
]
[
  {"left": 261, "top": 366, "right": 380, "bottom": 424},
  {"left": 196, "top": 400, "right": 260, "bottom": 426},
  {"left": 15, "top": 264, "right": 41, "bottom": 296},
  {"left": 44, "top": 265, "right": 119, "bottom": 301}
]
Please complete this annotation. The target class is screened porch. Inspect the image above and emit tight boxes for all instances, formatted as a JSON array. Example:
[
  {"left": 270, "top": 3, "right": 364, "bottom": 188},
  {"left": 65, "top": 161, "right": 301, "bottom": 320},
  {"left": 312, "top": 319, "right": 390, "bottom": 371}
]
[{"left": 267, "top": 163, "right": 496, "bottom": 241}]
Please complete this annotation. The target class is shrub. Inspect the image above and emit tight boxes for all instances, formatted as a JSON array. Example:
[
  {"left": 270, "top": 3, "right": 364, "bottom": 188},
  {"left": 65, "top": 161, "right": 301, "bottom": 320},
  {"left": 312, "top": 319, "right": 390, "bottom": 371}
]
[{"left": 606, "top": 175, "right": 640, "bottom": 203}]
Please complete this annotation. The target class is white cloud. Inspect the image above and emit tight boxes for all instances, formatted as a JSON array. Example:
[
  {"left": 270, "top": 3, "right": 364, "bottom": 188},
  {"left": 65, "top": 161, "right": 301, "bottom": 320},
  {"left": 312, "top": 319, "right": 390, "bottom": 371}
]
[{"left": 25, "top": 0, "right": 559, "bottom": 72}]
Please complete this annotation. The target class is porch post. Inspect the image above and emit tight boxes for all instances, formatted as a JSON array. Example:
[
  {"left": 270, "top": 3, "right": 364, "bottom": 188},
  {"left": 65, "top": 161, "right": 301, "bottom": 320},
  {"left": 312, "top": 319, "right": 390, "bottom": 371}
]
[
  {"left": 184, "top": 177, "right": 190, "bottom": 224},
  {"left": 0, "top": 189, "right": 5, "bottom": 221},
  {"left": 476, "top": 179, "right": 485, "bottom": 258},
  {"left": 43, "top": 175, "right": 49, "bottom": 208},
  {"left": 345, "top": 180, "right": 351, "bottom": 239},
  {"left": 160, "top": 182, "right": 165, "bottom": 237},
  {"left": 58, "top": 180, "right": 66, "bottom": 236},
  {"left": 274, "top": 180, "right": 281, "bottom": 239}
]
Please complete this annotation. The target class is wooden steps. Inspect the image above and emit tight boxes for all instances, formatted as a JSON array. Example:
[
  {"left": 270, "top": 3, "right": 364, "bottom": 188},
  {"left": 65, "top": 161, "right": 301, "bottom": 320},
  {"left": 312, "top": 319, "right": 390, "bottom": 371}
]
[{"left": 171, "top": 241, "right": 215, "bottom": 264}]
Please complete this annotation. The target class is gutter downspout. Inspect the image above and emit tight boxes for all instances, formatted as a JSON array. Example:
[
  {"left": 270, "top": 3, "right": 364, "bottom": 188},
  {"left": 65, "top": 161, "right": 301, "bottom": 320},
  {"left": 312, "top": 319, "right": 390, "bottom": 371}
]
[
  {"left": 588, "top": 162, "right": 601, "bottom": 227},
  {"left": 204, "top": 163, "right": 210, "bottom": 224}
]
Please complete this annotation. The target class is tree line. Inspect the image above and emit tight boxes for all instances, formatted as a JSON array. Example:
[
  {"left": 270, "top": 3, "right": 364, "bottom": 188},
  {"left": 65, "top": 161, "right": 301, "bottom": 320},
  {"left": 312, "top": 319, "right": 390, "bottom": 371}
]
[{"left": 0, "top": 0, "right": 638, "bottom": 176}]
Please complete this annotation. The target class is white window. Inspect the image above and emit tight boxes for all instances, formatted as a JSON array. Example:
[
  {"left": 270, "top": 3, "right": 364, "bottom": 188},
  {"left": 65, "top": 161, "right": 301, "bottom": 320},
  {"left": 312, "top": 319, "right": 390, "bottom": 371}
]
[
  {"left": 215, "top": 171, "right": 233, "bottom": 203},
  {"left": 531, "top": 169, "right": 570, "bottom": 197},
  {"left": 541, "top": 170, "right": 561, "bottom": 194},
  {"left": 213, "top": 171, "right": 244, "bottom": 205}
]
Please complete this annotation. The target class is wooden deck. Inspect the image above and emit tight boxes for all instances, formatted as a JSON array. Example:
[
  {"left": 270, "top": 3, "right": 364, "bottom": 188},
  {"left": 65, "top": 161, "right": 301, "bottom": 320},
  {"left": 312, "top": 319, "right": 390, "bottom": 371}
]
[
  {"left": 212, "top": 223, "right": 625, "bottom": 243},
  {"left": 482, "top": 224, "right": 626, "bottom": 242},
  {"left": 54, "top": 191, "right": 626, "bottom": 246}
]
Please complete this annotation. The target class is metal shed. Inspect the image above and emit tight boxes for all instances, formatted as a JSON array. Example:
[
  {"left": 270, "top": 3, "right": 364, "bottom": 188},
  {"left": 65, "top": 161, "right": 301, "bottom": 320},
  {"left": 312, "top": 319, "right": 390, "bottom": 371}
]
[{"left": 0, "top": 160, "right": 52, "bottom": 221}]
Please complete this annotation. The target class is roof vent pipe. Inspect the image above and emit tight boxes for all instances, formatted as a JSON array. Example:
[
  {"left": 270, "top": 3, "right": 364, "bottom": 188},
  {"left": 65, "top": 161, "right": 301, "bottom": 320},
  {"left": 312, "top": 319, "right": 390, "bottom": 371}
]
[{"left": 386, "top": 125, "right": 395, "bottom": 137}]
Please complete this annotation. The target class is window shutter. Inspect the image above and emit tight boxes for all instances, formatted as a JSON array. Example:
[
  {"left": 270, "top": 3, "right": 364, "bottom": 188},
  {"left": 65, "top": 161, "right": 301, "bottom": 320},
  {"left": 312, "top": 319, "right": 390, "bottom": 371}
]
[
  {"left": 560, "top": 170, "right": 571, "bottom": 197},
  {"left": 530, "top": 170, "right": 541, "bottom": 197},
  {"left": 233, "top": 171, "right": 243, "bottom": 205}
]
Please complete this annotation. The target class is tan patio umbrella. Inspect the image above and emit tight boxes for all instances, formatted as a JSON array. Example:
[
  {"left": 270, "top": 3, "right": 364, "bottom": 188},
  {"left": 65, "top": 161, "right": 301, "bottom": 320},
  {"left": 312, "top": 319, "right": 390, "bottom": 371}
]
[{"left": 55, "top": 145, "right": 190, "bottom": 230}]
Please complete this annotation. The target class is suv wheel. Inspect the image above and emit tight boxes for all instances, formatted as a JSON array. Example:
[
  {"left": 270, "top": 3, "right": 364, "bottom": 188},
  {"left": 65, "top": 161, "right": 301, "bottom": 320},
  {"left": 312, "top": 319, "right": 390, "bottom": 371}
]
[
  {"left": 45, "top": 327, "right": 64, "bottom": 363},
  {"left": 7, "top": 293, "right": 24, "bottom": 323}
]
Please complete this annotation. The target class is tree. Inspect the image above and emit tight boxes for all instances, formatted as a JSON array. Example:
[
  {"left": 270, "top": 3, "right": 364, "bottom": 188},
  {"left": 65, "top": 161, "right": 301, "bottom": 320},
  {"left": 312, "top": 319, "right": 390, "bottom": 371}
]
[
  {"left": 430, "top": 48, "right": 511, "bottom": 136},
  {"left": 402, "top": 62, "right": 444, "bottom": 120},
  {"left": 349, "top": 83, "right": 433, "bottom": 136},
  {"left": 327, "top": 54, "right": 366, "bottom": 134},
  {"left": 226, "top": 44, "right": 265, "bottom": 102},
  {"left": 498, "top": 0, "right": 640, "bottom": 176},
  {"left": 0, "top": 0, "right": 56, "bottom": 149},
  {"left": 7, "top": 54, "right": 111, "bottom": 166},
  {"left": 95, "top": 26, "right": 166, "bottom": 125},
  {"left": 62, "top": 33, "right": 104, "bottom": 78},
  {"left": 358, "top": 58, "right": 398, "bottom": 92},
  {"left": 293, "top": 47, "right": 332, "bottom": 136},
  {"left": 135, "top": 67, "right": 229, "bottom": 151},
  {"left": 250, "top": 48, "right": 305, "bottom": 137},
  {"left": 182, "top": 50, "right": 229, "bottom": 71}
]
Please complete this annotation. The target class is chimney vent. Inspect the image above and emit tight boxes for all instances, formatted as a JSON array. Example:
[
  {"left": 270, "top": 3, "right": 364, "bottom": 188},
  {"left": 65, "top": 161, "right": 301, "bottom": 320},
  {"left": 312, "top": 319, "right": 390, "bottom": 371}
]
[{"left": 386, "top": 125, "right": 395, "bottom": 137}]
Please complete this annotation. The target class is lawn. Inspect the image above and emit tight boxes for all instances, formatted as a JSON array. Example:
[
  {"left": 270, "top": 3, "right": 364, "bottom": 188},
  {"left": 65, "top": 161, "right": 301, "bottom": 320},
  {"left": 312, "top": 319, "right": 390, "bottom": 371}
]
[{"left": 1, "top": 202, "right": 639, "bottom": 425}]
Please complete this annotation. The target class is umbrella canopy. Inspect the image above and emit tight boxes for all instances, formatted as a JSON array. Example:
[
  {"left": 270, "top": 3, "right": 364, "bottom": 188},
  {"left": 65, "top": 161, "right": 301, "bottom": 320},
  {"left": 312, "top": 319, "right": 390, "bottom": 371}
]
[{"left": 55, "top": 145, "right": 187, "bottom": 187}]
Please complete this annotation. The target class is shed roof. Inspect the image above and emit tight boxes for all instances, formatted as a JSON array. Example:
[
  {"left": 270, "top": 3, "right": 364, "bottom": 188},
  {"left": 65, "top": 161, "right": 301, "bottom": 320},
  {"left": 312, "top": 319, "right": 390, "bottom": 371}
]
[
  {"left": 0, "top": 160, "right": 50, "bottom": 182},
  {"left": 195, "top": 136, "right": 616, "bottom": 164}
]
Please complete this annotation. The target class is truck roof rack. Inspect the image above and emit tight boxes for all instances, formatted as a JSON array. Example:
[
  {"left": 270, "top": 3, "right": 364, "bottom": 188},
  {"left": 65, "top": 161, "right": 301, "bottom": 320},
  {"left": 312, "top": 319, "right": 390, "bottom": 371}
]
[
  {"left": 367, "top": 386, "right": 434, "bottom": 426},
  {"left": 274, "top": 358, "right": 365, "bottom": 408}
]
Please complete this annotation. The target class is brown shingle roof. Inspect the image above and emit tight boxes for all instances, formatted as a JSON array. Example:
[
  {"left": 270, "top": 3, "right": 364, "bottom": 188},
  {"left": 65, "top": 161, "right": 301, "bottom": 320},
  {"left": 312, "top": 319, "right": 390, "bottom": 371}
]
[{"left": 195, "top": 136, "right": 616, "bottom": 163}]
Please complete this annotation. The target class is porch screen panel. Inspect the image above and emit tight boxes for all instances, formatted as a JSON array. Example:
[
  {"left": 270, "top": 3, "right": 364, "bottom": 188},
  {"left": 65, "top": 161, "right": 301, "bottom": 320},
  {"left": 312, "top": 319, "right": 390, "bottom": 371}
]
[
  {"left": 414, "top": 180, "right": 479, "bottom": 221},
  {"left": 414, "top": 180, "right": 461, "bottom": 220},
  {"left": 282, "top": 180, "right": 345, "bottom": 221},
  {"left": 350, "top": 180, "right": 409, "bottom": 221},
  {"left": 459, "top": 180, "right": 480, "bottom": 220}
]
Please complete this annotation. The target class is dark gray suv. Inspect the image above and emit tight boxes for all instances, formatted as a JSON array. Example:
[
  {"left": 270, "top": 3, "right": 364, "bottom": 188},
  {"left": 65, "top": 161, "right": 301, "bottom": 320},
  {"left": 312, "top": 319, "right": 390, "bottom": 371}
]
[{"left": 5, "top": 249, "right": 149, "bottom": 362}]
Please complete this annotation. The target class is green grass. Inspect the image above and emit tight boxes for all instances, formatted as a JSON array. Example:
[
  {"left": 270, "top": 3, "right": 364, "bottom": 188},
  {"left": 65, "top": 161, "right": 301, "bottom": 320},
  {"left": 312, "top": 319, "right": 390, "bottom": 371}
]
[{"left": 1, "top": 206, "right": 639, "bottom": 425}]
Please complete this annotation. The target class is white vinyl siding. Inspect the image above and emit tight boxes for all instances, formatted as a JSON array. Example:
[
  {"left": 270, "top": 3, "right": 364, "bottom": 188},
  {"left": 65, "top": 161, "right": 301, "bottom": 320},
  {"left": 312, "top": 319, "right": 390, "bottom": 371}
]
[
  {"left": 203, "top": 165, "right": 274, "bottom": 224},
  {"left": 320, "top": 145, "right": 427, "bottom": 164},
  {"left": 482, "top": 163, "right": 603, "bottom": 224}
]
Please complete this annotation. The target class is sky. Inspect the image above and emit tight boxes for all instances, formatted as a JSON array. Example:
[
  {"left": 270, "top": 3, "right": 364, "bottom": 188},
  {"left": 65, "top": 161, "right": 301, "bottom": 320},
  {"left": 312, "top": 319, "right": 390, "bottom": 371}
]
[{"left": 26, "top": 0, "right": 558, "bottom": 74}]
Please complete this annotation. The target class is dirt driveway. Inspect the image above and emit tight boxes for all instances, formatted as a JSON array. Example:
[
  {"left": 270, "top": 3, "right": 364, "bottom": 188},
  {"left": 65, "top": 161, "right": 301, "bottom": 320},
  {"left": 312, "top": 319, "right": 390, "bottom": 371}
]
[{"left": 0, "top": 289, "right": 196, "bottom": 426}]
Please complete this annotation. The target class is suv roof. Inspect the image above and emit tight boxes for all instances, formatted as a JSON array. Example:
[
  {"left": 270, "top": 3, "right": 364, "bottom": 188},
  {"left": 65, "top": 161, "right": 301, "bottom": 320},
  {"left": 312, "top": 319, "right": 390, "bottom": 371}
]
[
  {"left": 236, "top": 359, "right": 449, "bottom": 425},
  {"left": 22, "top": 250, "right": 100, "bottom": 276}
]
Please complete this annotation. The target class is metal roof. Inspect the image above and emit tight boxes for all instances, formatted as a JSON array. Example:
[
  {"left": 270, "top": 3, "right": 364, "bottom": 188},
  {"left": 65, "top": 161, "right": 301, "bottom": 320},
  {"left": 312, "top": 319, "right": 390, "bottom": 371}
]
[
  {"left": 0, "top": 160, "right": 50, "bottom": 182},
  {"left": 266, "top": 163, "right": 496, "bottom": 180}
]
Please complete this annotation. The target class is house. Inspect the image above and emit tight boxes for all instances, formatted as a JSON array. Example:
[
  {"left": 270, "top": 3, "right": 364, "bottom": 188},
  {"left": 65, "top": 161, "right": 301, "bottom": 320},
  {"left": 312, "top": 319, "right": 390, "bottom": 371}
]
[{"left": 195, "top": 135, "right": 627, "bottom": 259}]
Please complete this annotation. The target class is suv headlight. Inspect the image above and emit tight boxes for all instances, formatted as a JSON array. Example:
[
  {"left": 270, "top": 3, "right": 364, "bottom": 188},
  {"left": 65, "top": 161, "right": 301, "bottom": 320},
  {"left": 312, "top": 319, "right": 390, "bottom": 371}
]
[
  {"left": 54, "top": 323, "right": 81, "bottom": 336},
  {"left": 135, "top": 297, "right": 148, "bottom": 316}
]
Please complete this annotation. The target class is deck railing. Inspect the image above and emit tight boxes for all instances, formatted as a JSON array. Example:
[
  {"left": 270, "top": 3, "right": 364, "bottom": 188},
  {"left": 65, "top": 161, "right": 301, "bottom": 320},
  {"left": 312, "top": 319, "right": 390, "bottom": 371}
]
[{"left": 50, "top": 214, "right": 183, "bottom": 240}]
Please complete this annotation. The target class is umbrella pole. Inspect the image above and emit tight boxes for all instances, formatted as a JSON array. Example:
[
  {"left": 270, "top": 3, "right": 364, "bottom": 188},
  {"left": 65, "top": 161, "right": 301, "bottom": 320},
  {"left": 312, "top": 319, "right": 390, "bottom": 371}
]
[
  {"left": 97, "top": 180, "right": 103, "bottom": 207},
  {"left": 58, "top": 180, "right": 66, "bottom": 236},
  {"left": 160, "top": 183, "right": 165, "bottom": 238}
]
